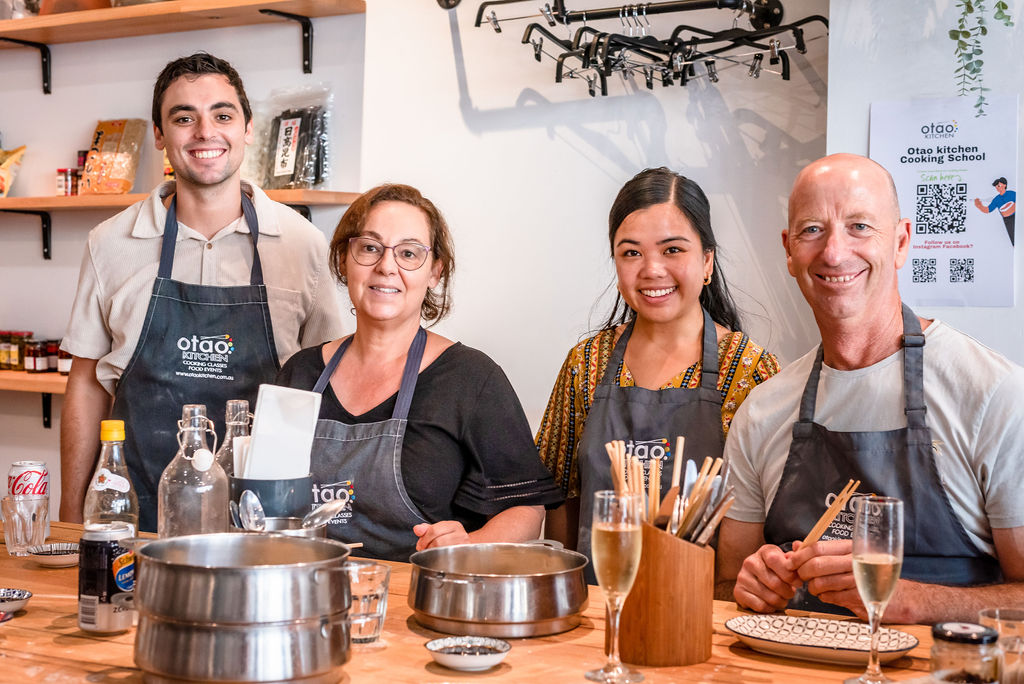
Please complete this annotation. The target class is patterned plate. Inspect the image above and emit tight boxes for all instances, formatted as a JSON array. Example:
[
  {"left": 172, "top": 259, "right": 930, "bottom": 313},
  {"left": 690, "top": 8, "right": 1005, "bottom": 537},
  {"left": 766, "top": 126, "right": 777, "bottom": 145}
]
[
  {"left": 27, "top": 542, "right": 80, "bottom": 568},
  {"left": 725, "top": 614, "right": 919, "bottom": 666}
]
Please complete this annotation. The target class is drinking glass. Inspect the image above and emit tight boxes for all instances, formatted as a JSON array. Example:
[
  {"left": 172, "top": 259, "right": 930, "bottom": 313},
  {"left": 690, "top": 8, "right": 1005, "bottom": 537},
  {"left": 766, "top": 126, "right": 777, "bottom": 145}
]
[
  {"left": 845, "top": 496, "right": 904, "bottom": 684},
  {"left": 979, "top": 607, "right": 1024, "bottom": 683},
  {"left": 587, "top": 490, "right": 644, "bottom": 683},
  {"left": 2, "top": 496, "right": 49, "bottom": 556},
  {"left": 345, "top": 560, "right": 390, "bottom": 647}
]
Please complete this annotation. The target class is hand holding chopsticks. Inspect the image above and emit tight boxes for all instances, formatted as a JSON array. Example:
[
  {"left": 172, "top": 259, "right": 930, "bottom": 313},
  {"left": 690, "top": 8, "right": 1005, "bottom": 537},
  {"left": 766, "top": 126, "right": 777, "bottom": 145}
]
[{"left": 801, "top": 479, "right": 860, "bottom": 546}]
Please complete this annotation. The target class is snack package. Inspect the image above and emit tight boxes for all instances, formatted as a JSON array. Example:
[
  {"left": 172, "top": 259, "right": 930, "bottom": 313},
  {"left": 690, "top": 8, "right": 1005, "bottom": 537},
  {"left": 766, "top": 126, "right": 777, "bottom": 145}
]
[
  {"left": 80, "top": 119, "right": 146, "bottom": 195},
  {"left": 0, "top": 145, "right": 27, "bottom": 198},
  {"left": 257, "top": 85, "right": 332, "bottom": 190}
]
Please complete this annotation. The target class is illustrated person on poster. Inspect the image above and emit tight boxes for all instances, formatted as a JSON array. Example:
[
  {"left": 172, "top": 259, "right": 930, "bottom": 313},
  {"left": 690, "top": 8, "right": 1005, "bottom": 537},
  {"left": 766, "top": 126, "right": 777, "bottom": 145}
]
[{"left": 974, "top": 176, "right": 1016, "bottom": 246}]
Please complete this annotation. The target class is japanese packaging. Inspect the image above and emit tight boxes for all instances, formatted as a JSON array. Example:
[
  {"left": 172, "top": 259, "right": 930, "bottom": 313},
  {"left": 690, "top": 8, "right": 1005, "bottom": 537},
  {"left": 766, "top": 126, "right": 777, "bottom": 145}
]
[
  {"left": 0, "top": 145, "right": 26, "bottom": 198},
  {"left": 80, "top": 119, "right": 146, "bottom": 195}
]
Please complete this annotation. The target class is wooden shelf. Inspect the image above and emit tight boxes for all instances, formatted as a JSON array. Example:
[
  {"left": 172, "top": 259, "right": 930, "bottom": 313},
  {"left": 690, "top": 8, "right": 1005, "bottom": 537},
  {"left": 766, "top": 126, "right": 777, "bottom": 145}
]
[
  {"left": 0, "top": 189, "right": 359, "bottom": 211},
  {"left": 0, "top": 0, "right": 364, "bottom": 47},
  {"left": 0, "top": 371, "right": 67, "bottom": 394}
]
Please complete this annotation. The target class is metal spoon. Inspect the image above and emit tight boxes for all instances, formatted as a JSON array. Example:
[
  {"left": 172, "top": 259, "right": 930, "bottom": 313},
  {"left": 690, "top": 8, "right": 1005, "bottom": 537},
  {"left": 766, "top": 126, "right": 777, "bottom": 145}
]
[
  {"left": 229, "top": 500, "right": 243, "bottom": 529},
  {"left": 238, "top": 489, "right": 266, "bottom": 532},
  {"left": 302, "top": 498, "right": 348, "bottom": 529}
]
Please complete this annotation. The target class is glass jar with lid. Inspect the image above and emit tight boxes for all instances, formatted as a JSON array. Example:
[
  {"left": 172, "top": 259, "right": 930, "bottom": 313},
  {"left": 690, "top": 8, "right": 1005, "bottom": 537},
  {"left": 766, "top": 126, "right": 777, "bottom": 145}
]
[
  {"left": 931, "top": 622, "right": 1002, "bottom": 683},
  {"left": 24, "top": 339, "right": 45, "bottom": 373}
]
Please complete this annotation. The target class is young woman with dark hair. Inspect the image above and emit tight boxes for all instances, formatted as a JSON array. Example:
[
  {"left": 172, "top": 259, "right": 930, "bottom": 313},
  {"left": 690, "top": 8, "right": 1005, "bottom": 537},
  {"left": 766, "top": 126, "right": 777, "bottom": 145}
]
[{"left": 535, "top": 167, "right": 780, "bottom": 564}]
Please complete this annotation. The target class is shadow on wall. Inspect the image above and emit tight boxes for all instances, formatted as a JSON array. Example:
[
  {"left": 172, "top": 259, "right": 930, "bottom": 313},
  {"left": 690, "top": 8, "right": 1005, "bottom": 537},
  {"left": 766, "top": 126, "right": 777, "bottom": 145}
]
[{"left": 441, "top": 7, "right": 827, "bottom": 359}]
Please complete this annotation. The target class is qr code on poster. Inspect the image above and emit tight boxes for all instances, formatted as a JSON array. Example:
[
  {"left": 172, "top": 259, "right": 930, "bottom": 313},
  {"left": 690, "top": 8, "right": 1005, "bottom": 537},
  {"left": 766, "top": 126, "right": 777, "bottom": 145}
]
[
  {"left": 916, "top": 183, "right": 968, "bottom": 234},
  {"left": 950, "top": 258, "right": 975, "bottom": 283},
  {"left": 912, "top": 258, "right": 937, "bottom": 283}
]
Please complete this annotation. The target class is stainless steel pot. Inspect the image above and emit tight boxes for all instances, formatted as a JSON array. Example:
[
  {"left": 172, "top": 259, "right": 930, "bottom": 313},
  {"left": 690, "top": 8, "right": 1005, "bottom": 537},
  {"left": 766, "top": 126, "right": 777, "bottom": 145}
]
[
  {"left": 408, "top": 543, "right": 589, "bottom": 638},
  {"left": 133, "top": 533, "right": 351, "bottom": 683}
]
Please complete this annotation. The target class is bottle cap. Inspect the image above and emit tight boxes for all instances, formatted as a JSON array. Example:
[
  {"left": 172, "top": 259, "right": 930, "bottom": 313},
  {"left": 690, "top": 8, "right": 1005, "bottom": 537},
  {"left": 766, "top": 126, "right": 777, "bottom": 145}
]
[
  {"left": 99, "top": 419, "right": 125, "bottom": 440},
  {"left": 932, "top": 622, "right": 999, "bottom": 644},
  {"left": 100, "top": 419, "right": 126, "bottom": 441},
  {"left": 191, "top": 448, "right": 215, "bottom": 472}
]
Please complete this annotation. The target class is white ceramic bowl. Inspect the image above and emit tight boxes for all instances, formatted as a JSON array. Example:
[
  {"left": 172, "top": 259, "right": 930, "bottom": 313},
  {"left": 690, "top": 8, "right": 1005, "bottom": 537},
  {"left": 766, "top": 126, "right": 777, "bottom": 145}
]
[
  {"left": 0, "top": 588, "right": 32, "bottom": 613},
  {"left": 27, "top": 542, "right": 80, "bottom": 568},
  {"left": 425, "top": 636, "right": 511, "bottom": 671}
]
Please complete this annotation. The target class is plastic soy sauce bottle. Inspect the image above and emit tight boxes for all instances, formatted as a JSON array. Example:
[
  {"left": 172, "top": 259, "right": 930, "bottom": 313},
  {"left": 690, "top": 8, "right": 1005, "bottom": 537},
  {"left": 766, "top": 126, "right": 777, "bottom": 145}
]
[
  {"left": 83, "top": 420, "right": 139, "bottom": 535},
  {"left": 931, "top": 622, "right": 1002, "bottom": 683}
]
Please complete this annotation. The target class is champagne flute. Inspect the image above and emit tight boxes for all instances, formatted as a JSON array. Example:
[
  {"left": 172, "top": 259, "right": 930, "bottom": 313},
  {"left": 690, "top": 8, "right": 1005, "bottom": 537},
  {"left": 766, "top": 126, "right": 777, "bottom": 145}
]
[
  {"left": 587, "top": 490, "right": 644, "bottom": 683},
  {"left": 846, "top": 496, "right": 904, "bottom": 684}
]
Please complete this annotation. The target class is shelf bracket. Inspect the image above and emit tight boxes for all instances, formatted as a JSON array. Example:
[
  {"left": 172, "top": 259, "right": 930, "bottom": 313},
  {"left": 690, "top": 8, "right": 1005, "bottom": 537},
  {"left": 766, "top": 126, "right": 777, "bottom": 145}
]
[
  {"left": 41, "top": 392, "right": 52, "bottom": 429},
  {"left": 259, "top": 9, "right": 314, "bottom": 73},
  {"left": 0, "top": 209, "right": 52, "bottom": 259},
  {"left": 0, "top": 37, "right": 52, "bottom": 94},
  {"left": 286, "top": 204, "right": 312, "bottom": 221}
]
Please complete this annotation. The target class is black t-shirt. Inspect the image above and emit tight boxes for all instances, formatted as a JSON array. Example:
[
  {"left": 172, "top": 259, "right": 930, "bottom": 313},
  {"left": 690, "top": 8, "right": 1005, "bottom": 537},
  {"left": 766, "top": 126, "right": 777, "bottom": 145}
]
[{"left": 276, "top": 342, "right": 564, "bottom": 532}]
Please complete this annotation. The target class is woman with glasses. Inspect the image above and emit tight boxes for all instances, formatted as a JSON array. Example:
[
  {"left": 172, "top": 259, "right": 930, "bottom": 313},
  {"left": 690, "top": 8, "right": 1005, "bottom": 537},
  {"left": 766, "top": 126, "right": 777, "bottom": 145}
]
[
  {"left": 535, "top": 167, "right": 780, "bottom": 564},
  {"left": 276, "top": 184, "right": 563, "bottom": 561}
]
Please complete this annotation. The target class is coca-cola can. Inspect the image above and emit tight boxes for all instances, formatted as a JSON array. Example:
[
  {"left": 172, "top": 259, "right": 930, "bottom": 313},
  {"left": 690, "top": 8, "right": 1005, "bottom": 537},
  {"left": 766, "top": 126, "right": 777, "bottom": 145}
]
[{"left": 8, "top": 460, "right": 49, "bottom": 498}]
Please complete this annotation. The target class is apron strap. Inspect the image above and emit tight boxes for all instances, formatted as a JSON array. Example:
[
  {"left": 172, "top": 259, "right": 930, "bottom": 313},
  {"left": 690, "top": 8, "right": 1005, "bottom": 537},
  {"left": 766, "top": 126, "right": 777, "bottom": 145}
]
[
  {"left": 600, "top": 308, "right": 719, "bottom": 390},
  {"left": 797, "top": 304, "right": 927, "bottom": 427},
  {"left": 312, "top": 327, "right": 428, "bottom": 422},
  {"left": 601, "top": 319, "right": 634, "bottom": 386},
  {"left": 698, "top": 307, "right": 719, "bottom": 391},
  {"left": 900, "top": 302, "right": 927, "bottom": 430},
  {"left": 159, "top": 193, "right": 264, "bottom": 286}
]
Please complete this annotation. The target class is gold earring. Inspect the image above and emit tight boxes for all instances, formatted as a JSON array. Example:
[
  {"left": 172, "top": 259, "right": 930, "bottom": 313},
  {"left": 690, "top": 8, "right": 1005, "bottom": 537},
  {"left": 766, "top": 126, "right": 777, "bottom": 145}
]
[{"left": 703, "top": 274, "right": 712, "bottom": 285}]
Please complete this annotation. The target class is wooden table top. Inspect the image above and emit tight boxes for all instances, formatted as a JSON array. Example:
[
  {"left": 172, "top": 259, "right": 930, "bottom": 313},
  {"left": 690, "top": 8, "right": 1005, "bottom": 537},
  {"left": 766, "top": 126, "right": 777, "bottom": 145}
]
[{"left": 0, "top": 522, "right": 934, "bottom": 682}]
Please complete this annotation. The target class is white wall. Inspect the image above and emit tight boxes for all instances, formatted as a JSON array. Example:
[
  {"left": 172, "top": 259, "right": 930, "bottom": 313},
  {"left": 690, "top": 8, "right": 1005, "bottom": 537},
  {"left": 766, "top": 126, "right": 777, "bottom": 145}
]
[
  {"left": 827, "top": 0, "right": 1024, "bottom": 362},
  {"left": 0, "top": 2, "right": 832, "bottom": 512},
  {"left": 0, "top": 14, "right": 366, "bottom": 509},
  {"left": 362, "top": 0, "right": 830, "bottom": 426}
]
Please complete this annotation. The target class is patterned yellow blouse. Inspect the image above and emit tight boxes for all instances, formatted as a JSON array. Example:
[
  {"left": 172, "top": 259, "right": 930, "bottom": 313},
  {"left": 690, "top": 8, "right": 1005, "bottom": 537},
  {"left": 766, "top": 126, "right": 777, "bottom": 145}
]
[{"left": 535, "top": 326, "right": 781, "bottom": 498}]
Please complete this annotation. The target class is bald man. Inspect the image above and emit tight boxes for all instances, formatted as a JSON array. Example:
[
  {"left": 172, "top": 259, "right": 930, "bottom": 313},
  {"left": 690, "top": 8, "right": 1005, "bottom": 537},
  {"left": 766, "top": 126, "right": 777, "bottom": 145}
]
[{"left": 715, "top": 154, "right": 1024, "bottom": 623}]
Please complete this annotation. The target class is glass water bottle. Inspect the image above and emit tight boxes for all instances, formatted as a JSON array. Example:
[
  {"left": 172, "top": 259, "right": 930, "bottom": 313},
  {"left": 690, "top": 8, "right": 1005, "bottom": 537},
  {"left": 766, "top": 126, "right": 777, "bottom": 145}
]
[
  {"left": 157, "top": 404, "right": 229, "bottom": 538},
  {"left": 82, "top": 419, "right": 139, "bottom": 535},
  {"left": 215, "top": 399, "right": 250, "bottom": 478}
]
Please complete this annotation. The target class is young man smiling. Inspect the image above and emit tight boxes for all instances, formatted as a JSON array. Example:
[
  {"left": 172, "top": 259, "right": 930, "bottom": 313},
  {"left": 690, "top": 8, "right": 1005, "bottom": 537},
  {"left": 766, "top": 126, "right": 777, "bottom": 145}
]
[{"left": 59, "top": 53, "right": 343, "bottom": 532}]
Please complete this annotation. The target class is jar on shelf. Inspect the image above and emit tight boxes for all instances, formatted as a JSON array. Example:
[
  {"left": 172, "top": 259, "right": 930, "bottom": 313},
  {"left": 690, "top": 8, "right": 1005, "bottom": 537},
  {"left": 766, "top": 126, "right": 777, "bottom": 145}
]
[
  {"left": 56, "top": 168, "right": 72, "bottom": 196},
  {"left": 931, "top": 622, "right": 1002, "bottom": 683},
  {"left": 8, "top": 331, "right": 30, "bottom": 371},
  {"left": 0, "top": 331, "right": 10, "bottom": 370},
  {"left": 46, "top": 340, "right": 59, "bottom": 372},
  {"left": 24, "top": 339, "right": 45, "bottom": 373},
  {"left": 58, "top": 346, "right": 73, "bottom": 376}
]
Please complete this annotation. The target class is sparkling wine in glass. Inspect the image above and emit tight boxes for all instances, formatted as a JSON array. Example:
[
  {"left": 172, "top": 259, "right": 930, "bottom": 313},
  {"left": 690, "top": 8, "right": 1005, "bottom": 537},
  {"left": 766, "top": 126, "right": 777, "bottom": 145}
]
[
  {"left": 587, "top": 490, "right": 644, "bottom": 684},
  {"left": 846, "top": 496, "right": 904, "bottom": 684}
]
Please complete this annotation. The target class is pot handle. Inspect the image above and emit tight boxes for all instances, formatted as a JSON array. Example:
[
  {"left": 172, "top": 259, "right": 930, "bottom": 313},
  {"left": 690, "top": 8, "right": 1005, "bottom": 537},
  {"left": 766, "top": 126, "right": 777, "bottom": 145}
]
[{"left": 527, "top": 538, "right": 565, "bottom": 550}]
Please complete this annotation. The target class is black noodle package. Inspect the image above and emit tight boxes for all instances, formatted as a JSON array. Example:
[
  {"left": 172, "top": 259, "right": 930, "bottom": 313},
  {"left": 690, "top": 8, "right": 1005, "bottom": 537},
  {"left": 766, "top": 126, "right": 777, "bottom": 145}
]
[{"left": 258, "top": 85, "right": 332, "bottom": 190}]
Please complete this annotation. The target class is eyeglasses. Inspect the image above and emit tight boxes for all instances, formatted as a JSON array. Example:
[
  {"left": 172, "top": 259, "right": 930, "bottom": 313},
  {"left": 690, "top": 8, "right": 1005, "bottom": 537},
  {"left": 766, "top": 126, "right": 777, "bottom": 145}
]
[{"left": 347, "top": 236, "right": 432, "bottom": 271}]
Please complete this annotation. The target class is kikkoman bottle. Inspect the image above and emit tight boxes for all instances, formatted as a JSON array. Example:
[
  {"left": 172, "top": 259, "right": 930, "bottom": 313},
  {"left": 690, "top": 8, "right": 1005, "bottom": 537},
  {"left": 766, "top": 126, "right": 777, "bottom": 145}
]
[
  {"left": 157, "top": 404, "right": 229, "bottom": 538},
  {"left": 215, "top": 399, "right": 250, "bottom": 478},
  {"left": 83, "top": 420, "right": 139, "bottom": 535}
]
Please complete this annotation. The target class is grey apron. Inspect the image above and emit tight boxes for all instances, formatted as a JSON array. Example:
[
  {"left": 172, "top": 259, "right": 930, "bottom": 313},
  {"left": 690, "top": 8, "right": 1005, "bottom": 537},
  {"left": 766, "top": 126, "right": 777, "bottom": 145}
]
[
  {"left": 309, "top": 327, "right": 429, "bottom": 561},
  {"left": 764, "top": 304, "right": 1002, "bottom": 614},
  {"left": 112, "top": 195, "right": 280, "bottom": 532},
  {"left": 577, "top": 309, "right": 725, "bottom": 584}
]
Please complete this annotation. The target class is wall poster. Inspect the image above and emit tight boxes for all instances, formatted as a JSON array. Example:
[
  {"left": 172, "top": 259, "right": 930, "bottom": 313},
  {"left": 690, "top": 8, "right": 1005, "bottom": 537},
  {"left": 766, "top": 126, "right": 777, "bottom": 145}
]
[{"left": 869, "top": 95, "right": 1019, "bottom": 307}]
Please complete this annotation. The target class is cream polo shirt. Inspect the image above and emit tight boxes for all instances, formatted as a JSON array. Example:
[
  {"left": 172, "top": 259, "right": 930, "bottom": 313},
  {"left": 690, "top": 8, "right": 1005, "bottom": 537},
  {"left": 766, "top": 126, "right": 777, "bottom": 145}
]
[{"left": 62, "top": 181, "right": 345, "bottom": 395}]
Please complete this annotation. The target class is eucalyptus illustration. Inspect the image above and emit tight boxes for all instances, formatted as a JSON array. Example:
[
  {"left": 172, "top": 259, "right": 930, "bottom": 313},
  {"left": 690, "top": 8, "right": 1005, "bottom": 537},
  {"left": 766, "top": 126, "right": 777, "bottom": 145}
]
[{"left": 949, "top": 0, "right": 1014, "bottom": 116}]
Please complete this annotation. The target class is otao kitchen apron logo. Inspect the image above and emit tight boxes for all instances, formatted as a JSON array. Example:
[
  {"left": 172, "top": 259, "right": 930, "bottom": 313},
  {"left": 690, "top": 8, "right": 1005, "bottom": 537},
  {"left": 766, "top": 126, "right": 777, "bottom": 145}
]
[
  {"left": 174, "top": 333, "right": 236, "bottom": 381},
  {"left": 312, "top": 480, "right": 354, "bottom": 525},
  {"left": 623, "top": 438, "right": 670, "bottom": 488}
]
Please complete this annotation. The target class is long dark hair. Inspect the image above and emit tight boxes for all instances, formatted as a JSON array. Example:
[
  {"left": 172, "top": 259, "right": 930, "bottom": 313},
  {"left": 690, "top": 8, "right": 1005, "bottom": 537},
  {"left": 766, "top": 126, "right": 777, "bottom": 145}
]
[{"left": 601, "top": 167, "right": 741, "bottom": 332}]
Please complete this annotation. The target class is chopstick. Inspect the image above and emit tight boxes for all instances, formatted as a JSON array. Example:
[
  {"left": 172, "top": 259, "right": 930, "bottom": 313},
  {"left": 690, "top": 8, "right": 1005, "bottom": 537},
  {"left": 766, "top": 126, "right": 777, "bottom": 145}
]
[
  {"left": 802, "top": 479, "right": 860, "bottom": 546},
  {"left": 605, "top": 441, "right": 626, "bottom": 495}
]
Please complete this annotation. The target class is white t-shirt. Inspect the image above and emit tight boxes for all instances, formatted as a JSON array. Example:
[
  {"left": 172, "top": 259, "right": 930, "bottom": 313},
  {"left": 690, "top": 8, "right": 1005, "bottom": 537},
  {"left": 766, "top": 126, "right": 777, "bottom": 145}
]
[{"left": 725, "top": 320, "right": 1024, "bottom": 556}]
